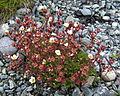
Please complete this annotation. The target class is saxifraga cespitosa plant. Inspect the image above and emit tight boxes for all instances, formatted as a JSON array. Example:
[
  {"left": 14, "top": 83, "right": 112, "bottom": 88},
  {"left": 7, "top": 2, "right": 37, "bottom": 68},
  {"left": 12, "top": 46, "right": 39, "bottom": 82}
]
[{"left": 5, "top": 7, "right": 109, "bottom": 88}]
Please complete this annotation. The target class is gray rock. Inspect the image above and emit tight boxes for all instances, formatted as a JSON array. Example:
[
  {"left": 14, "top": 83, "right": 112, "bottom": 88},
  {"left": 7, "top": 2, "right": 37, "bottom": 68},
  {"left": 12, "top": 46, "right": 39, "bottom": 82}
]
[
  {"left": 0, "top": 82, "right": 3, "bottom": 86},
  {"left": 37, "top": 22, "right": 42, "bottom": 28},
  {"left": 100, "top": 10, "right": 106, "bottom": 17},
  {"left": 54, "top": 91, "right": 64, "bottom": 96},
  {"left": 16, "top": 87, "right": 21, "bottom": 92},
  {"left": 112, "top": 84, "right": 120, "bottom": 94},
  {"left": 118, "top": 17, "right": 120, "bottom": 21},
  {"left": 3, "top": 84, "right": 9, "bottom": 89},
  {"left": 2, "top": 68, "right": 6, "bottom": 74},
  {"left": 102, "top": 16, "right": 110, "bottom": 21},
  {"left": 116, "top": 69, "right": 120, "bottom": 75},
  {"left": 15, "top": 76, "right": 20, "bottom": 81},
  {"left": 4, "top": 63, "right": 9, "bottom": 67},
  {"left": 94, "top": 86, "right": 112, "bottom": 96},
  {"left": 65, "top": 16, "right": 74, "bottom": 23},
  {"left": 21, "top": 90, "right": 29, "bottom": 96},
  {"left": 0, "top": 75, "right": 8, "bottom": 79},
  {"left": 114, "top": 30, "right": 120, "bottom": 35},
  {"left": 0, "top": 37, "right": 17, "bottom": 54},
  {"left": 105, "top": 82, "right": 112, "bottom": 87},
  {"left": 101, "top": 1, "right": 106, "bottom": 7},
  {"left": 0, "top": 87, "right": 4, "bottom": 92},
  {"left": 26, "top": 86, "right": 33, "bottom": 92},
  {"left": 43, "top": 91, "right": 49, "bottom": 96},
  {"left": 115, "top": 77, "right": 120, "bottom": 85},
  {"left": 21, "top": 85, "right": 27, "bottom": 90},
  {"left": 17, "top": 8, "right": 30, "bottom": 15},
  {"left": 81, "top": 87, "right": 93, "bottom": 96},
  {"left": 18, "top": 81, "right": 23, "bottom": 86},
  {"left": 81, "top": 37, "right": 91, "bottom": 45},
  {"left": 53, "top": 0, "right": 58, "bottom": 3},
  {"left": 99, "top": 35, "right": 109, "bottom": 40},
  {"left": 72, "top": 87, "right": 81, "bottom": 96},
  {"left": 84, "top": 76, "right": 95, "bottom": 87},
  {"left": 0, "top": 23, "right": 9, "bottom": 38},
  {"left": 92, "top": 4, "right": 99, "bottom": 9},
  {"left": 5, "top": 89, "right": 14, "bottom": 93},
  {"left": 112, "top": 22, "right": 118, "bottom": 28},
  {"left": 9, "top": 80, "right": 16, "bottom": 89},
  {"left": 10, "top": 73, "right": 16, "bottom": 76},
  {"left": 81, "top": 0, "right": 87, "bottom": 3},
  {"left": 9, "top": 20, "right": 15, "bottom": 25},
  {"left": 80, "top": 8, "right": 92, "bottom": 16},
  {"left": 0, "top": 61, "right": 4, "bottom": 66}
]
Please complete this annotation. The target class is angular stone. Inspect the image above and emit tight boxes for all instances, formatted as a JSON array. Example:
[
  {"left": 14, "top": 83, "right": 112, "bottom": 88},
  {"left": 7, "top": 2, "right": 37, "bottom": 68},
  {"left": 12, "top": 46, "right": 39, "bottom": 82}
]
[
  {"left": 16, "top": 87, "right": 21, "bottom": 92},
  {"left": 3, "top": 84, "right": 9, "bottom": 89},
  {"left": 26, "top": 86, "right": 33, "bottom": 92},
  {"left": 2, "top": 68, "right": 6, "bottom": 74},
  {"left": 21, "top": 85, "right": 27, "bottom": 90},
  {"left": 0, "top": 82, "right": 3, "bottom": 86},
  {"left": 36, "top": 22, "right": 42, "bottom": 28},
  {"left": 0, "top": 61, "right": 4, "bottom": 66},
  {"left": 17, "top": 8, "right": 30, "bottom": 15},
  {"left": 114, "top": 30, "right": 120, "bottom": 35},
  {"left": 81, "top": 38, "right": 91, "bottom": 45},
  {"left": 101, "top": 69, "right": 116, "bottom": 81},
  {"left": 0, "top": 37, "right": 17, "bottom": 54},
  {"left": 4, "top": 63, "right": 9, "bottom": 67},
  {"left": 65, "top": 16, "right": 74, "bottom": 23},
  {"left": 0, "top": 23, "right": 9, "bottom": 38},
  {"left": 5, "top": 89, "right": 14, "bottom": 93},
  {"left": 102, "top": 16, "right": 110, "bottom": 20},
  {"left": 80, "top": 8, "right": 92, "bottom": 16},
  {"left": 0, "top": 75, "right": 8, "bottom": 79},
  {"left": 94, "top": 86, "right": 111, "bottom": 96},
  {"left": 84, "top": 76, "right": 95, "bottom": 87},
  {"left": 112, "top": 22, "right": 118, "bottom": 28},
  {"left": 92, "top": 4, "right": 99, "bottom": 9},
  {"left": 72, "top": 87, "right": 81, "bottom": 96},
  {"left": 9, "top": 80, "right": 16, "bottom": 89},
  {"left": 0, "top": 87, "right": 4, "bottom": 92}
]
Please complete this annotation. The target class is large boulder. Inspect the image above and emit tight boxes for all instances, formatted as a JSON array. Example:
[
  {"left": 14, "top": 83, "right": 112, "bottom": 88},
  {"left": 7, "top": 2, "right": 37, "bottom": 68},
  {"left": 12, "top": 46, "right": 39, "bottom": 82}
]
[{"left": 0, "top": 37, "right": 17, "bottom": 54}]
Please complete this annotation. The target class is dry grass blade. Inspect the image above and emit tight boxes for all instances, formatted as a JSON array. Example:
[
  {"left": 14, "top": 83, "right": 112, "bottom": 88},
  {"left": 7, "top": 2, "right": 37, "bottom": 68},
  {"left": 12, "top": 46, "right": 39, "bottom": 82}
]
[{"left": 0, "top": 0, "right": 34, "bottom": 24}]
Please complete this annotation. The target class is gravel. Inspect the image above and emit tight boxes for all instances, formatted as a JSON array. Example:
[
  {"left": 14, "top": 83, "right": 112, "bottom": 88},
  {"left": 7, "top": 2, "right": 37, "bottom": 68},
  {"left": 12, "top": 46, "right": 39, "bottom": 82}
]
[{"left": 0, "top": 0, "right": 120, "bottom": 95}]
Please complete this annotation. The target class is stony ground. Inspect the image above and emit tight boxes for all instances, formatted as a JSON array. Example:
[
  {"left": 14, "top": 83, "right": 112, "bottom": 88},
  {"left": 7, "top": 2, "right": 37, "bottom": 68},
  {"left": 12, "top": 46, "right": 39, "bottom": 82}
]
[{"left": 0, "top": 0, "right": 120, "bottom": 96}]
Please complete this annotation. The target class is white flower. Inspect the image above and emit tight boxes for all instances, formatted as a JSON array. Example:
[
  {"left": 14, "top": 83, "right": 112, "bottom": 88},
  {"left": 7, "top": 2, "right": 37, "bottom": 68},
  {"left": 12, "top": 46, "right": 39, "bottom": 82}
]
[
  {"left": 19, "top": 26, "right": 25, "bottom": 31},
  {"left": 11, "top": 53, "right": 19, "bottom": 60},
  {"left": 63, "top": 23, "right": 69, "bottom": 28},
  {"left": 49, "top": 37, "right": 55, "bottom": 43},
  {"left": 67, "top": 29, "right": 73, "bottom": 35},
  {"left": 70, "top": 53, "right": 74, "bottom": 56},
  {"left": 37, "top": 5, "right": 47, "bottom": 11},
  {"left": 55, "top": 50, "right": 61, "bottom": 56},
  {"left": 74, "top": 22, "right": 79, "bottom": 27},
  {"left": 64, "top": 43, "right": 68, "bottom": 46},
  {"left": 29, "top": 76, "right": 36, "bottom": 84},
  {"left": 88, "top": 54, "right": 94, "bottom": 59},
  {"left": 42, "top": 59, "right": 46, "bottom": 64},
  {"left": 48, "top": 16, "right": 53, "bottom": 22}
]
